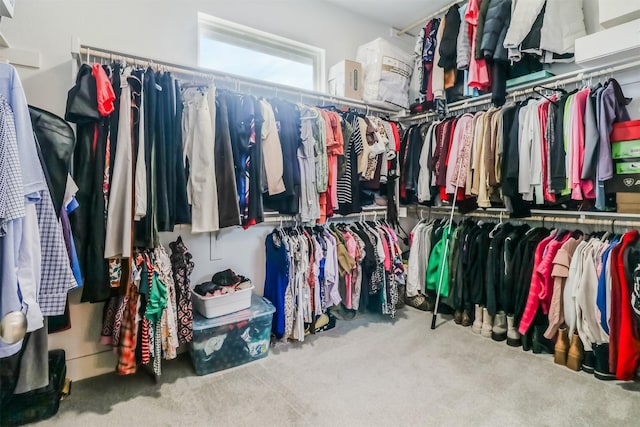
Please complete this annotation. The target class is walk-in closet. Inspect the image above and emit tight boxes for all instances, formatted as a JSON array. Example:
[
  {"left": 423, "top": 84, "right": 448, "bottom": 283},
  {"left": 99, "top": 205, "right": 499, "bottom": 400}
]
[{"left": 1, "top": 1, "right": 640, "bottom": 425}]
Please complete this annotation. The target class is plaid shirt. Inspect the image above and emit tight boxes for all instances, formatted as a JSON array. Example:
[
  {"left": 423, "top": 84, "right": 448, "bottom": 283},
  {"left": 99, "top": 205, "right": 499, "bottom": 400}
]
[
  {"left": 36, "top": 189, "right": 76, "bottom": 316},
  {"left": 0, "top": 95, "right": 25, "bottom": 235}
]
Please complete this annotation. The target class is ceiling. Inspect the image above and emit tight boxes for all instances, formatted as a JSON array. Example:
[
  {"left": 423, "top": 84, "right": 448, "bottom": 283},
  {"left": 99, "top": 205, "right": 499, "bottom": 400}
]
[{"left": 323, "top": 0, "right": 453, "bottom": 34}]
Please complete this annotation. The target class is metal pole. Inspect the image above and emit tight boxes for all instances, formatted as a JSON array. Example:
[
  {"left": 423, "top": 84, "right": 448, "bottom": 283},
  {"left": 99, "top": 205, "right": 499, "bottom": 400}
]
[{"left": 430, "top": 116, "right": 469, "bottom": 329}]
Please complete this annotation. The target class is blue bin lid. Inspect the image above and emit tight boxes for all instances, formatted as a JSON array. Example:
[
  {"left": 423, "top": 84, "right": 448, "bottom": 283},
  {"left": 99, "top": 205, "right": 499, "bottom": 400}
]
[{"left": 192, "top": 293, "right": 275, "bottom": 331}]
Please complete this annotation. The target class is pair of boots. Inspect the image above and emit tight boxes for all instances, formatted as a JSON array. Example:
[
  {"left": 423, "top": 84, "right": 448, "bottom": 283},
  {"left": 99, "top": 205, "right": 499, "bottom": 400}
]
[
  {"left": 554, "top": 328, "right": 586, "bottom": 371},
  {"left": 471, "top": 305, "right": 515, "bottom": 342},
  {"left": 454, "top": 309, "right": 472, "bottom": 327},
  {"left": 555, "top": 329, "right": 616, "bottom": 380},
  {"left": 471, "top": 305, "right": 491, "bottom": 337}
]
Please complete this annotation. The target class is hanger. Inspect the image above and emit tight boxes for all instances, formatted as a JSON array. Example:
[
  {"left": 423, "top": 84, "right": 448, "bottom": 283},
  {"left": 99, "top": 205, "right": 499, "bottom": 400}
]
[{"left": 532, "top": 86, "right": 558, "bottom": 106}]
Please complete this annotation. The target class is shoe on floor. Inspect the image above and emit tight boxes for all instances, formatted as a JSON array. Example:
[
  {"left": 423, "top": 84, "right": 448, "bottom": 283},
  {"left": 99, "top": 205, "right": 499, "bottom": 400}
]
[
  {"left": 492, "top": 311, "right": 507, "bottom": 341},
  {"left": 461, "top": 310, "right": 472, "bottom": 327},
  {"left": 521, "top": 328, "right": 534, "bottom": 352},
  {"left": 566, "top": 333, "right": 584, "bottom": 371},
  {"left": 593, "top": 343, "right": 616, "bottom": 380},
  {"left": 582, "top": 350, "right": 595, "bottom": 374},
  {"left": 328, "top": 305, "right": 357, "bottom": 321},
  {"left": 532, "top": 326, "right": 554, "bottom": 354},
  {"left": 481, "top": 308, "right": 493, "bottom": 338},
  {"left": 554, "top": 327, "right": 570, "bottom": 365},
  {"left": 454, "top": 309, "right": 463, "bottom": 325},
  {"left": 506, "top": 315, "right": 521, "bottom": 347},
  {"left": 405, "top": 293, "right": 432, "bottom": 311},
  {"left": 471, "top": 304, "right": 483, "bottom": 334}
]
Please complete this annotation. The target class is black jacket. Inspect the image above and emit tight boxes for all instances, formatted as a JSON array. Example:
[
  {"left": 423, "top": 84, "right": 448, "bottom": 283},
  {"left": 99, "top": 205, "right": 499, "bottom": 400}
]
[
  {"left": 485, "top": 223, "right": 514, "bottom": 316},
  {"left": 437, "top": 5, "right": 461, "bottom": 70},
  {"left": 481, "top": 0, "right": 512, "bottom": 61},
  {"left": 215, "top": 92, "right": 241, "bottom": 228},
  {"left": 29, "top": 106, "right": 75, "bottom": 217},
  {"left": 474, "top": 0, "right": 491, "bottom": 60}
]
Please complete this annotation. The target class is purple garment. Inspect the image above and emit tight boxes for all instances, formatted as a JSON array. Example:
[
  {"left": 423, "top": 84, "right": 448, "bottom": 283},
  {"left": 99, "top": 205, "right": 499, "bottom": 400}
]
[
  {"left": 598, "top": 80, "right": 630, "bottom": 181},
  {"left": 60, "top": 207, "right": 82, "bottom": 287}
]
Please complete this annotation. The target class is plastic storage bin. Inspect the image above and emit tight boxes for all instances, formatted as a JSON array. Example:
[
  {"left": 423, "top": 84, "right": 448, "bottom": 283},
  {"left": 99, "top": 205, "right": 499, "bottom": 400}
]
[
  {"left": 191, "top": 282, "right": 254, "bottom": 318},
  {"left": 189, "top": 294, "right": 275, "bottom": 376}
]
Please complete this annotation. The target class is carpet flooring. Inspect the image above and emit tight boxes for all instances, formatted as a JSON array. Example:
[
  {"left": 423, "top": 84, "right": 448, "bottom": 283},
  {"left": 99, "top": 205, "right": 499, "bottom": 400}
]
[{"left": 36, "top": 307, "right": 640, "bottom": 426}]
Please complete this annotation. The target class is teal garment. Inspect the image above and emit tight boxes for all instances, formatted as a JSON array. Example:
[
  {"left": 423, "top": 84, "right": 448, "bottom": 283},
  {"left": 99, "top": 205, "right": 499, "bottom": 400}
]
[
  {"left": 145, "top": 272, "right": 167, "bottom": 322},
  {"left": 426, "top": 225, "right": 452, "bottom": 297}
]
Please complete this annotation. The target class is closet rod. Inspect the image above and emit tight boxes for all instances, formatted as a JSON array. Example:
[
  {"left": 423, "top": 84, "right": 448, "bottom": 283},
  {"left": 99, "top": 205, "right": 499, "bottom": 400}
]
[
  {"left": 262, "top": 207, "right": 389, "bottom": 224},
  {"left": 398, "top": 57, "right": 640, "bottom": 123},
  {"left": 413, "top": 206, "right": 640, "bottom": 227},
  {"left": 396, "top": 0, "right": 467, "bottom": 37},
  {"left": 72, "top": 44, "right": 395, "bottom": 115},
  {"left": 430, "top": 212, "right": 639, "bottom": 230}
]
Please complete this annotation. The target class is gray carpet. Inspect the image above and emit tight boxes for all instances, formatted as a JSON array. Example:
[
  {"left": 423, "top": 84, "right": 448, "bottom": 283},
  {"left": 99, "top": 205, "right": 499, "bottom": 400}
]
[{"left": 37, "top": 307, "right": 640, "bottom": 427}]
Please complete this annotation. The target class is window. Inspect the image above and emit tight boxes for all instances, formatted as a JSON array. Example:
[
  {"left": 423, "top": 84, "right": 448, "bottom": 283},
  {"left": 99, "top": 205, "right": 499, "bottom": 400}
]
[{"left": 198, "top": 13, "right": 326, "bottom": 91}]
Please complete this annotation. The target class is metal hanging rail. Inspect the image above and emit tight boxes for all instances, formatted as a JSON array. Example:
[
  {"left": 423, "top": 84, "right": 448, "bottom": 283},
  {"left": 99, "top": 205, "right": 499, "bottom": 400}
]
[
  {"left": 396, "top": 0, "right": 467, "bottom": 37},
  {"left": 410, "top": 205, "right": 640, "bottom": 229},
  {"left": 397, "top": 57, "right": 640, "bottom": 123},
  {"left": 71, "top": 43, "right": 396, "bottom": 115},
  {"left": 262, "top": 206, "right": 389, "bottom": 224}
]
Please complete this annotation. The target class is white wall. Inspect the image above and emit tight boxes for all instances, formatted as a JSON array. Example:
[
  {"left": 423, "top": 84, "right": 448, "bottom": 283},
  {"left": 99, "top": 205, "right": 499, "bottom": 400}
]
[{"left": 1, "top": 0, "right": 403, "bottom": 380}]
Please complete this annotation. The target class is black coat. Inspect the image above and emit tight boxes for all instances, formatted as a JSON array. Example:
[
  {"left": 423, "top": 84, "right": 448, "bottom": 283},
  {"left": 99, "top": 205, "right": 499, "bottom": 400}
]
[
  {"left": 29, "top": 106, "right": 76, "bottom": 217},
  {"left": 485, "top": 223, "right": 514, "bottom": 316},
  {"left": 437, "top": 5, "right": 461, "bottom": 71},
  {"left": 481, "top": 0, "right": 512, "bottom": 61}
]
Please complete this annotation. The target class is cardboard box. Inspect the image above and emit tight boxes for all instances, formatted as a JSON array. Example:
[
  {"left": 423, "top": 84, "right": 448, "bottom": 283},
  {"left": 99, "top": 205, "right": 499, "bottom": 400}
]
[
  {"left": 606, "top": 173, "right": 640, "bottom": 192},
  {"left": 615, "top": 160, "right": 640, "bottom": 174},
  {"left": 599, "top": 0, "right": 640, "bottom": 28},
  {"left": 328, "top": 60, "right": 362, "bottom": 100},
  {"left": 617, "top": 193, "right": 640, "bottom": 203},
  {"left": 611, "top": 120, "right": 640, "bottom": 142},
  {"left": 612, "top": 139, "right": 640, "bottom": 159},
  {"left": 616, "top": 202, "right": 640, "bottom": 214}
]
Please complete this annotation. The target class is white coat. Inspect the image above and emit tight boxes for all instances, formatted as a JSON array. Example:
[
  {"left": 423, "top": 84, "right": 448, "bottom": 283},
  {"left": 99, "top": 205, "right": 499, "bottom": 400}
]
[
  {"left": 503, "top": 0, "right": 546, "bottom": 61},
  {"left": 539, "top": 0, "right": 587, "bottom": 55}
]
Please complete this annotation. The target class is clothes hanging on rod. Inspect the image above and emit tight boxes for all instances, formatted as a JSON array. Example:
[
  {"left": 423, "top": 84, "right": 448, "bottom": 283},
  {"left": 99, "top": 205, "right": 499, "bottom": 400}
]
[
  {"left": 407, "top": 216, "right": 640, "bottom": 381},
  {"left": 264, "top": 220, "right": 406, "bottom": 342},
  {"left": 0, "top": 62, "right": 81, "bottom": 397},
  {"left": 407, "top": 0, "right": 587, "bottom": 110},
  {"left": 400, "top": 78, "right": 631, "bottom": 215},
  {"left": 65, "top": 60, "right": 403, "bottom": 304},
  {"left": 98, "top": 239, "right": 194, "bottom": 376},
  {"left": 74, "top": 45, "right": 396, "bottom": 116}
]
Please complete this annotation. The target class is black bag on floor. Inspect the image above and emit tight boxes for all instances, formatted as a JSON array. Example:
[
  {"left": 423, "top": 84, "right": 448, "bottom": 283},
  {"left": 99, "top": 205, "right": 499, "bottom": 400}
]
[{"left": 1, "top": 350, "right": 67, "bottom": 427}]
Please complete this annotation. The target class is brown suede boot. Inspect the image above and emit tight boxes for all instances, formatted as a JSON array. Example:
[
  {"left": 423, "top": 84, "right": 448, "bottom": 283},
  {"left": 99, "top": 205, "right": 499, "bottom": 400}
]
[
  {"left": 566, "top": 333, "right": 584, "bottom": 371},
  {"left": 554, "top": 327, "right": 570, "bottom": 366},
  {"left": 454, "top": 309, "right": 463, "bottom": 325},
  {"left": 461, "top": 310, "right": 472, "bottom": 327}
]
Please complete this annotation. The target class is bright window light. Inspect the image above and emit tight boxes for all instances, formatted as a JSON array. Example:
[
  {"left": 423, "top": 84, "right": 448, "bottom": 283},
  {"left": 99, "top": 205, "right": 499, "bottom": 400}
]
[{"left": 198, "top": 13, "right": 325, "bottom": 91}]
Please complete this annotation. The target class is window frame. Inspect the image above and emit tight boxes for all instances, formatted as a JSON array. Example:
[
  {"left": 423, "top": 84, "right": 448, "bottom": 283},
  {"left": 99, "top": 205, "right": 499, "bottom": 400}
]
[{"left": 197, "top": 12, "right": 326, "bottom": 92}]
